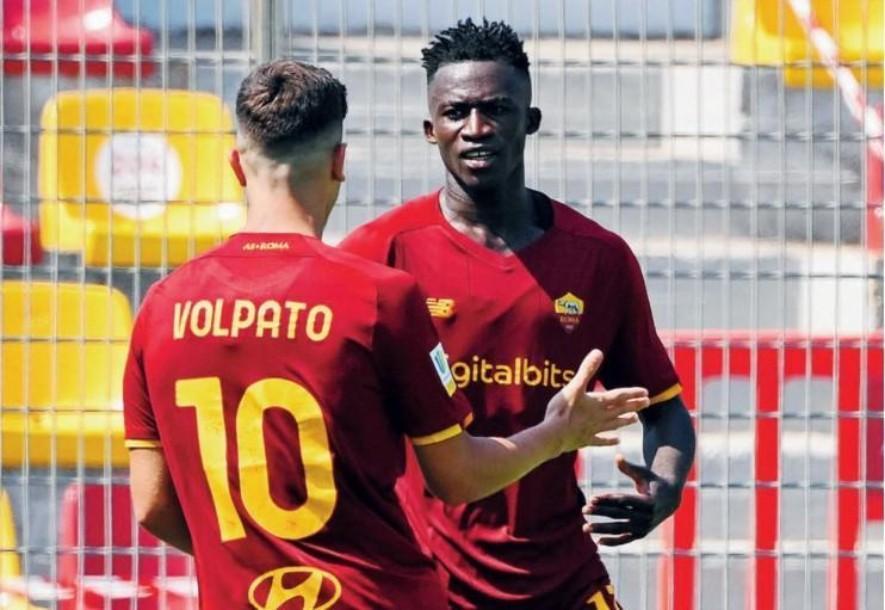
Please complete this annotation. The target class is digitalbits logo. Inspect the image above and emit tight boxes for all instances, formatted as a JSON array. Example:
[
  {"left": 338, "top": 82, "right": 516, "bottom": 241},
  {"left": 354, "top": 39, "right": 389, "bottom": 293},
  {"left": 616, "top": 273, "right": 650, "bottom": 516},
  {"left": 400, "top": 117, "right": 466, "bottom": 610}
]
[{"left": 248, "top": 566, "right": 342, "bottom": 610}]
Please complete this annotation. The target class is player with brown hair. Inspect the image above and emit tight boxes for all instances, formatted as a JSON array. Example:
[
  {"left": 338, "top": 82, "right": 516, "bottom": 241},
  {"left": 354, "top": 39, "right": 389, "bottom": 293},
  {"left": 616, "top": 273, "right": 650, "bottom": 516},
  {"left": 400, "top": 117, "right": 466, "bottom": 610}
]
[{"left": 124, "top": 58, "right": 649, "bottom": 610}]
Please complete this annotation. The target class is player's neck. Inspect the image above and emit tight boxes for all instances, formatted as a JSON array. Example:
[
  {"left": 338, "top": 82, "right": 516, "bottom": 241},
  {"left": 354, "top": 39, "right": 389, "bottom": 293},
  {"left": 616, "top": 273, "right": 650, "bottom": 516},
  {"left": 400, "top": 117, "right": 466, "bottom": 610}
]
[
  {"left": 242, "top": 185, "right": 326, "bottom": 238},
  {"left": 441, "top": 177, "right": 545, "bottom": 253}
]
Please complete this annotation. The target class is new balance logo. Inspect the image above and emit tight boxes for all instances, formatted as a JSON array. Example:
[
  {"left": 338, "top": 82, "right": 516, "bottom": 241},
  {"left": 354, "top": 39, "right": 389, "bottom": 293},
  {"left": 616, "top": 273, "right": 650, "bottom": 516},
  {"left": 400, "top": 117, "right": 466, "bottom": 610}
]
[{"left": 426, "top": 297, "right": 456, "bottom": 319}]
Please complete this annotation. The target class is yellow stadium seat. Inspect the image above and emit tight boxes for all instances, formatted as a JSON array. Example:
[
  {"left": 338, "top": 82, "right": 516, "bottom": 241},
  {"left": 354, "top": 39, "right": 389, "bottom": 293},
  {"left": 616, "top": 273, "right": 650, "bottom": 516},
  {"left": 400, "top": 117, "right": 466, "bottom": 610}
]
[
  {"left": 1, "top": 281, "right": 131, "bottom": 468},
  {"left": 38, "top": 88, "right": 245, "bottom": 266},
  {"left": 0, "top": 488, "right": 20, "bottom": 582},
  {"left": 731, "top": 0, "right": 883, "bottom": 87}
]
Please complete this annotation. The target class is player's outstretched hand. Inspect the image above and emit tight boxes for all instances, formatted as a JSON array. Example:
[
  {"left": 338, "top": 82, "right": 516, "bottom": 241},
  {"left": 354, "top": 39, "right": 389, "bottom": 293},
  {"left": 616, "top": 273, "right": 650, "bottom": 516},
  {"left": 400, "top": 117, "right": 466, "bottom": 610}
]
[
  {"left": 582, "top": 454, "right": 680, "bottom": 546},
  {"left": 544, "top": 349, "right": 649, "bottom": 454}
]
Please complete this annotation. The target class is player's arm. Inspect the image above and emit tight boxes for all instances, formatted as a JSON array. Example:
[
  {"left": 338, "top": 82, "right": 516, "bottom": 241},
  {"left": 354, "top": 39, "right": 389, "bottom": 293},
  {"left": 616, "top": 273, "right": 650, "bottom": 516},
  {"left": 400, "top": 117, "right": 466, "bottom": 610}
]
[
  {"left": 122, "top": 298, "right": 192, "bottom": 555},
  {"left": 129, "top": 447, "right": 193, "bottom": 554},
  {"left": 585, "top": 396, "right": 695, "bottom": 545},
  {"left": 413, "top": 350, "right": 649, "bottom": 505},
  {"left": 585, "top": 240, "right": 697, "bottom": 544}
]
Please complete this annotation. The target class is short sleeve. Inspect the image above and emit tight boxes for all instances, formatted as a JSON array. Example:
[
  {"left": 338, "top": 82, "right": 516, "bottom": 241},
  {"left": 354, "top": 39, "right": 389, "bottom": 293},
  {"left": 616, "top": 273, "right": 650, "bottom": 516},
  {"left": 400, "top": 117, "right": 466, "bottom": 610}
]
[
  {"left": 338, "top": 223, "right": 395, "bottom": 265},
  {"left": 373, "top": 273, "right": 473, "bottom": 445},
  {"left": 123, "top": 302, "right": 161, "bottom": 448},
  {"left": 598, "top": 242, "right": 682, "bottom": 406}
]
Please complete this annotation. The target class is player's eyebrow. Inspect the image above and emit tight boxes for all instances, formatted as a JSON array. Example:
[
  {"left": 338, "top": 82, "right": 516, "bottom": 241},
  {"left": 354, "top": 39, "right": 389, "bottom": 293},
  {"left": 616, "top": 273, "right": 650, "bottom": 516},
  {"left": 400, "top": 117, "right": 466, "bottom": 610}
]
[{"left": 440, "top": 95, "right": 514, "bottom": 108}]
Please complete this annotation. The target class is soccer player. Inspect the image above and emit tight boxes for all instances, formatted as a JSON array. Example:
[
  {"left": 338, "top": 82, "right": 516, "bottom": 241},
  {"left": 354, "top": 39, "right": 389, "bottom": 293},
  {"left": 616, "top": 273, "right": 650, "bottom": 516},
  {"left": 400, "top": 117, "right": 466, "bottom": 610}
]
[
  {"left": 124, "top": 59, "right": 649, "bottom": 610},
  {"left": 339, "top": 19, "right": 697, "bottom": 610}
]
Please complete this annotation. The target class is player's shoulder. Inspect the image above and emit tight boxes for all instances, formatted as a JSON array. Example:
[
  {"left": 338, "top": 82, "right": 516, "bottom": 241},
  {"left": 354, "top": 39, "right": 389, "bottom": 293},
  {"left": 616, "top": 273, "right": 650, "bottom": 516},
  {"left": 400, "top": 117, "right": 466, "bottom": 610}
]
[
  {"left": 306, "top": 238, "right": 423, "bottom": 299},
  {"left": 343, "top": 192, "right": 440, "bottom": 243},
  {"left": 550, "top": 198, "right": 636, "bottom": 257}
]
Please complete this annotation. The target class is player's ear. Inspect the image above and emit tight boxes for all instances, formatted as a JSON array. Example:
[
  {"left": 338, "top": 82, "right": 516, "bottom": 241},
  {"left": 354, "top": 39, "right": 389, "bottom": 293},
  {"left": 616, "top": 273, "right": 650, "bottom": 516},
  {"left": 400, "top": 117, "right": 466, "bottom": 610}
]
[
  {"left": 423, "top": 119, "right": 438, "bottom": 144},
  {"left": 526, "top": 107, "right": 542, "bottom": 135},
  {"left": 331, "top": 142, "right": 347, "bottom": 182},
  {"left": 228, "top": 149, "right": 247, "bottom": 187}
]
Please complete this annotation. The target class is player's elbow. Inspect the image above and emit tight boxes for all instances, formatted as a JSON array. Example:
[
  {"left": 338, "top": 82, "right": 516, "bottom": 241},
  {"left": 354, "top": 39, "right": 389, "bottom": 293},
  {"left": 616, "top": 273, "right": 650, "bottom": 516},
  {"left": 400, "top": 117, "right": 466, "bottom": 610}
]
[
  {"left": 132, "top": 495, "right": 165, "bottom": 533},
  {"left": 424, "top": 478, "right": 479, "bottom": 506}
]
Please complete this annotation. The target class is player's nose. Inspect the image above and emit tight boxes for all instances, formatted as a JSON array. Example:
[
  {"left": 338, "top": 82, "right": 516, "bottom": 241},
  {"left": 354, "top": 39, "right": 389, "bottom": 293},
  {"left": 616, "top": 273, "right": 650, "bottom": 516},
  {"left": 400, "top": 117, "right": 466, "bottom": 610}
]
[{"left": 462, "top": 108, "right": 494, "bottom": 140}]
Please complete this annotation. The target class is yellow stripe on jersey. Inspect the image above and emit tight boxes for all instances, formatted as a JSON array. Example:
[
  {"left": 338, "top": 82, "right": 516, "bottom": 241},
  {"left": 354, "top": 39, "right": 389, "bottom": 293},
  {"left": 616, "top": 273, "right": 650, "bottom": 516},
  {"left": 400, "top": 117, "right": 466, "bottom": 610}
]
[
  {"left": 411, "top": 423, "right": 464, "bottom": 447},
  {"left": 125, "top": 439, "right": 162, "bottom": 449},
  {"left": 650, "top": 383, "right": 683, "bottom": 405}
]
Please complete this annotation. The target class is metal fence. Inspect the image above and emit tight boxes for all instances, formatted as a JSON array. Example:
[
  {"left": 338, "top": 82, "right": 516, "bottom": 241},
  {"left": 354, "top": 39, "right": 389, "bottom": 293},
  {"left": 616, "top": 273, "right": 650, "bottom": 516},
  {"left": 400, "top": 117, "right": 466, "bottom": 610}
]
[{"left": 0, "top": 1, "right": 881, "bottom": 609}]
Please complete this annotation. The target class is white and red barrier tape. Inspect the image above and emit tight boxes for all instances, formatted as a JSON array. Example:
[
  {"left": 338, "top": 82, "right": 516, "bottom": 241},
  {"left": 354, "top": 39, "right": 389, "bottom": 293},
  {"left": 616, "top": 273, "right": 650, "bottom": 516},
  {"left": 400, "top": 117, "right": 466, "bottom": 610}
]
[{"left": 787, "top": 0, "right": 884, "bottom": 159}]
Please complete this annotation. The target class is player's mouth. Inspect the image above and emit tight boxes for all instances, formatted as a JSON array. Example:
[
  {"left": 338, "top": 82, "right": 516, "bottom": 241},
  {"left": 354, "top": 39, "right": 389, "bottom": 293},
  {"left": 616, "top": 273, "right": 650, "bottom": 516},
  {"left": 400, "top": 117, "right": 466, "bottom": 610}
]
[{"left": 460, "top": 148, "right": 499, "bottom": 169}]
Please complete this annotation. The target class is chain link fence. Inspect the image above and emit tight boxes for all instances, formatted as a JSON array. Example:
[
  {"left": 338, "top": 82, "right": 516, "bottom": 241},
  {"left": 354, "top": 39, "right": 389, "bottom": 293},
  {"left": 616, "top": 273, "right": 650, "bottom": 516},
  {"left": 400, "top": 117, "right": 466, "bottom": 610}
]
[{"left": 0, "top": 1, "right": 881, "bottom": 608}]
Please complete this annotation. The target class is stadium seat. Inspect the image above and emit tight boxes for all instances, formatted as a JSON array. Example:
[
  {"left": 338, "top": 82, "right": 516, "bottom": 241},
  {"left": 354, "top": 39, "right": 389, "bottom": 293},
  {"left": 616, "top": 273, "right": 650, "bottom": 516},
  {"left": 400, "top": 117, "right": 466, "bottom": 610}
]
[
  {"left": 58, "top": 483, "right": 197, "bottom": 610},
  {"left": 1, "top": 0, "right": 154, "bottom": 78},
  {"left": 731, "top": 0, "right": 883, "bottom": 87},
  {"left": 38, "top": 89, "right": 245, "bottom": 267},
  {"left": 0, "top": 205, "right": 42, "bottom": 265},
  {"left": 0, "top": 488, "right": 52, "bottom": 610},
  {"left": 0, "top": 280, "right": 132, "bottom": 468}
]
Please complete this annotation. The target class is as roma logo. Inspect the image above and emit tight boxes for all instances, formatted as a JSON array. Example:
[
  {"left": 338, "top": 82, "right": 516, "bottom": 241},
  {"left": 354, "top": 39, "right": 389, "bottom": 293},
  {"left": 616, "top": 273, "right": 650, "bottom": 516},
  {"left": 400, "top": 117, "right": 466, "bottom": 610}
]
[
  {"left": 554, "top": 292, "right": 584, "bottom": 333},
  {"left": 248, "top": 566, "right": 342, "bottom": 610}
]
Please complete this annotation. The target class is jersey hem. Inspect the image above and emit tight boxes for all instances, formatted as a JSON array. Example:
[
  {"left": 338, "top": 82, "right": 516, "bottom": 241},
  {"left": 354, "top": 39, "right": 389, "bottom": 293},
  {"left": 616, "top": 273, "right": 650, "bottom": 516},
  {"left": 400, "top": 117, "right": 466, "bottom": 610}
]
[
  {"left": 649, "top": 383, "right": 682, "bottom": 405},
  {"left": 125, "top": 439, "right": 162, "bottom": 449},
  {"left": 411, "top": 423, "right": 463, "bottom": 447}
]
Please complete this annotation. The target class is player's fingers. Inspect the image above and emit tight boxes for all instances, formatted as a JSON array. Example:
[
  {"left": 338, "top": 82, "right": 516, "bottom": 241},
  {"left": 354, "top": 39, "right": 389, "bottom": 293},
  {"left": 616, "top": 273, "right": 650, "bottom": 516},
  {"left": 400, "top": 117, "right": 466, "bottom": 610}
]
[
  {"left": 595, "top": 533, "right": 640, "bottom": 547},
  {"left": 586, "top": 435, "right": 620, "bottom": 447},
  {"left": 582, "top": 520, "right": 634, "bottom": 535},
  {"left": 607, "top": 413, "right": 639, "bottom": 430},
  {"left": 609, "top": 397, "right": 651, "bottom": 415},
  {"left": 588, "top": 493, "right": 655, "bottom": 512},
  {"left": 593, "top": 412, "right": 638, "bottom": 435},
  {"left": 567, "top": 349, "right": 604, "bottom": 394},
  {"left": 601, "top": 387, "right": 648, "bottom": 406},
  {"left": 582, "top": 504, "right": 642, "bottom": 521},
  {"left": 615, "top": 454, "right": 655, "bottom": 485}
]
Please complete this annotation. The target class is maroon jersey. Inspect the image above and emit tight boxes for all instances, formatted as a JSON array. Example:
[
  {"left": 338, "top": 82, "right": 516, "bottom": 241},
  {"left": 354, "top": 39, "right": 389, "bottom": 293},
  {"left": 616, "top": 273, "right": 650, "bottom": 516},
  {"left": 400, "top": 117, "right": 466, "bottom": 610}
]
[
  {"left": 340, "top": 192, "right": 681, "bottom": 609},
  {"left": 124, "top": 232, "right": 472, "bottom": 610}
]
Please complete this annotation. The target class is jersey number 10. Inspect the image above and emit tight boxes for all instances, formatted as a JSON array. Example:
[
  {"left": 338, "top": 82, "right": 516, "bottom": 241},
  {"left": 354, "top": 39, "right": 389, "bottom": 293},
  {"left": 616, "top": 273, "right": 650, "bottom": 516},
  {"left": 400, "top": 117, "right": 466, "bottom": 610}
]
[{"left": 175, "top": 377, "right": 338, "bottom": 542}]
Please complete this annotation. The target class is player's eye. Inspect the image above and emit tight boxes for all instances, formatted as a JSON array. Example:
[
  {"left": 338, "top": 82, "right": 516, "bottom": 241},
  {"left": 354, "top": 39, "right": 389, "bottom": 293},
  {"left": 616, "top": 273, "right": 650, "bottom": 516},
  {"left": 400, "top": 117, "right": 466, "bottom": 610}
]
[{"left": 443, "top": 106, "right": 468, "bottom": 120}]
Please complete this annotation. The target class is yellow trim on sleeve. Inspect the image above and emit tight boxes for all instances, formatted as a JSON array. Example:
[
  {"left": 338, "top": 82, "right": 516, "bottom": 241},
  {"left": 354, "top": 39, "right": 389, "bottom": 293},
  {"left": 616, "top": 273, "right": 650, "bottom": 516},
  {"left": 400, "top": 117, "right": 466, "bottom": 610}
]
[
  {"left": 649, "top": 383, "right": 683, "bottom": 405},
  {"left": 125, "top": 439, "right": 162, "bottom": 449},
  {"left": 410, "top": 423, "right": 464, "bottom": 447}
]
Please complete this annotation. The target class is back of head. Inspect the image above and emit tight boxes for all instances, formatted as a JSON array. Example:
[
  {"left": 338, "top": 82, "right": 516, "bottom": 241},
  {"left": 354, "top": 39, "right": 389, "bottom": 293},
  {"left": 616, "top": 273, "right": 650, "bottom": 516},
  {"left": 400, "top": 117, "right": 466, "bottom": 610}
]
[
  {"left": 421, "top": 18, "right": 530, "bottom": 82},
  {"left": 235, "top": 59, "right": 348, "bottom": 161}
]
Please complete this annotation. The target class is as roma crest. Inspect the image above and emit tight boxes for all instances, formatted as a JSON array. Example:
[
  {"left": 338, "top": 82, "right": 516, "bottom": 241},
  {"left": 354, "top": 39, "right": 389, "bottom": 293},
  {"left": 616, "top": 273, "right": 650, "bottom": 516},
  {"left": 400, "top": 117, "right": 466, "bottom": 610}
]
[{"left": 554, "top": 292, "right": 584, "bottom": 332}]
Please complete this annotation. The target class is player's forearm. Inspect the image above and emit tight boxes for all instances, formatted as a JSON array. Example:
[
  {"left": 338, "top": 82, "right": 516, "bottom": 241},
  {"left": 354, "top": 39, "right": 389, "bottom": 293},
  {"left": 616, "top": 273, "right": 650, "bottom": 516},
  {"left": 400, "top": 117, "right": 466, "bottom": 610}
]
[
  {"left": 416, "top": 423, "right": 562, "bottom": 505},
  {"left": 640, "top": 396, "right": 695, "bottom": 491},
  {"left": 461, "top": 424, "right": 564, "bottom": 503}
]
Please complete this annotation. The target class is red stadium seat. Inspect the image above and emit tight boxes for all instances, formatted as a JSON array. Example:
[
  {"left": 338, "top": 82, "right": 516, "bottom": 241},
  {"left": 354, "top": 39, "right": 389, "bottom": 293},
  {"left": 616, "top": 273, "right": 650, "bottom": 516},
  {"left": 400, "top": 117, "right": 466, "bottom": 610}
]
[
  {"left": 0, "top": 205, "right": 42, "bottom": 265},
  {"left": 57, "top": 483, "right": 197, "bottom": 610},
  {"left": 2, "top": 0, "right": 154, "bottom": 78}
]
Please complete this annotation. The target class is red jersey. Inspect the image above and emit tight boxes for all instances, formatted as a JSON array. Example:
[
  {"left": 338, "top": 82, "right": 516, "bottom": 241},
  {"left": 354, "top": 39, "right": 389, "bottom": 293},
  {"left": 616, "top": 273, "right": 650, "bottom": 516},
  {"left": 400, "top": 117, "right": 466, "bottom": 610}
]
[
  {"left": 123, "top": 232, "right": 472, "bottom": 610},
  {"left": 340, "top": 192, "right": 681, "bottom": 609}
]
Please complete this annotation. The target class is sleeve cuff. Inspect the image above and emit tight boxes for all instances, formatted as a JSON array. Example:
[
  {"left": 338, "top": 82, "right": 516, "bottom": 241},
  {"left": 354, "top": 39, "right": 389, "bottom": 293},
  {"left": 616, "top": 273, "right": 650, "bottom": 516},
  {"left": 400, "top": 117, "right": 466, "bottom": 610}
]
[
  {"left": 410, "top": 423, "right": 464, "bottom": 447},
  {"left": 649, "top": 383, "right": 683, "bottom": 405},
  {"left": 125, "top": 439, "right": 162, "bottom": 449}
]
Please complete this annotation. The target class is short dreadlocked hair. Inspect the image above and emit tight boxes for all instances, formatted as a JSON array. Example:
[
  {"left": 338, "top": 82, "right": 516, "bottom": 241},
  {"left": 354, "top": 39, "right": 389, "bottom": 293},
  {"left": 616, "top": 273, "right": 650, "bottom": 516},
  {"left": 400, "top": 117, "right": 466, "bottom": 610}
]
[{"left": 421, "top": 18, "right": 530, "bottom": 81}]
